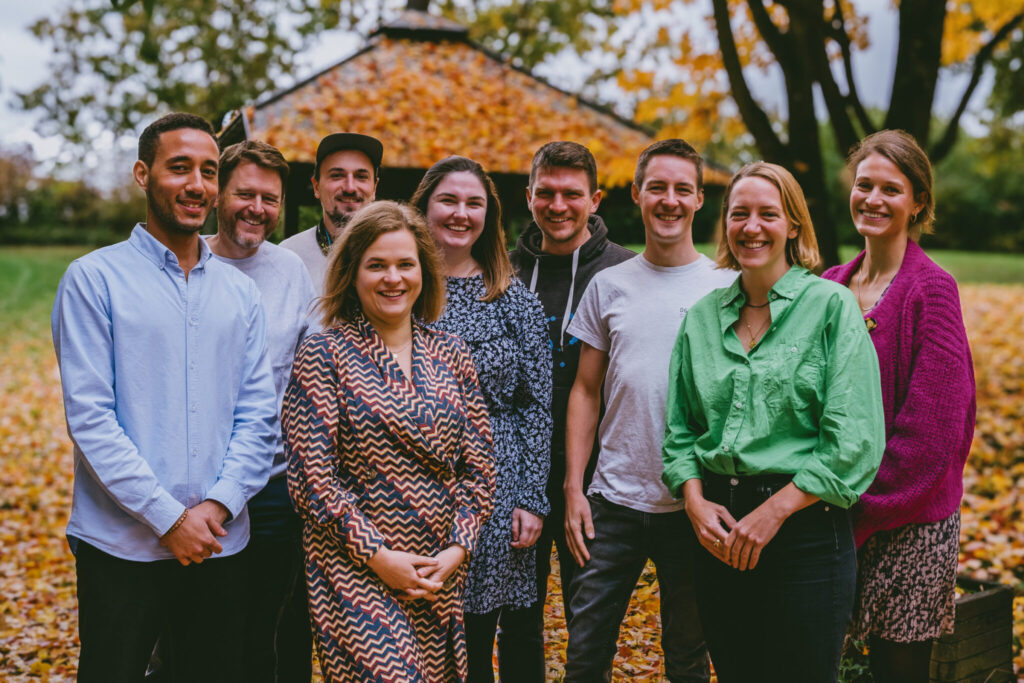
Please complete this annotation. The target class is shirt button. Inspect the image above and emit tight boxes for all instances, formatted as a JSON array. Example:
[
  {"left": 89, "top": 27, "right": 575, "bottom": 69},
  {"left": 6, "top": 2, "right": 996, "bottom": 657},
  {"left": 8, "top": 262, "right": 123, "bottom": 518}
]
[
  {"left": 791, "top": 346, "right": 798, "bottom": 353},
  {"left": 729, "top": 477, "right": 739, "bottom": 486},
  {"left": 191, "top": 448, "right": 198, "bottom": 457},
  {"left": 770, "top": 293, "right": 777, "bottom": 299},
  {"left": 735, "top": 401, "right": 742, "bottom": 409},
  {"left": 190, "top": 404, "right": 197, "bottom": 413},
  {"left": 722, "top": 445, "right": 730, "bottom": 452}
]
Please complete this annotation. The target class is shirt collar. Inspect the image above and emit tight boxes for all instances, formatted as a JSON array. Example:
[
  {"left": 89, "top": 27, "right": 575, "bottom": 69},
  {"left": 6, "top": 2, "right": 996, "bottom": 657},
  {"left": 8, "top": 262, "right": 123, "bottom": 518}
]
[
  {"left": 130, "top": 223, "right": 212, "bottom": 271},
  {"left": 718, "top": 264, "right": 811, "bottom": 309}
]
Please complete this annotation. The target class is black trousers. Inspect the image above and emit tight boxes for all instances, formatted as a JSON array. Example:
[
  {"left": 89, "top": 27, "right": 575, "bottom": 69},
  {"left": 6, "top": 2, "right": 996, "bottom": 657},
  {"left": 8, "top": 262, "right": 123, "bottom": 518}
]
[
  {"left": 236, "top": 477, "right": 313, "bottom": 683},
  {"left": 75, "top": 540, "right": 246, "bottom": 683}
]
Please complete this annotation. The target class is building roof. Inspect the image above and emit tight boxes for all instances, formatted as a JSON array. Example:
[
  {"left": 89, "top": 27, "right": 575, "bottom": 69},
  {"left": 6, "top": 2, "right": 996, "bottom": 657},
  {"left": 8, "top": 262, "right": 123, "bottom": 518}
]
[{"left": 222, "top": 10, "right": 730, "bottom": 188}]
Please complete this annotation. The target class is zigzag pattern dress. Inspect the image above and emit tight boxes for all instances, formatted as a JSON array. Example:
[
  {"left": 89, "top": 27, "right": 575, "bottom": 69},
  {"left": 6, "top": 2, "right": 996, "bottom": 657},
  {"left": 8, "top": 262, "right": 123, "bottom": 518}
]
[{"left": 282, "top": 314, "right": 495, "bottom": 682}]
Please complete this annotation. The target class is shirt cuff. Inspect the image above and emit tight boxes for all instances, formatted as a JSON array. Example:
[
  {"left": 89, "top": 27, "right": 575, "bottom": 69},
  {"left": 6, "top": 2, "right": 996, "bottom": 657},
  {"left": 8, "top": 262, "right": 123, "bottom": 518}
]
[
  {"left": 205, "top": 479, "right": 246, "bottom": 521},
  {"left": 141, "top": 492, "right": 189, "bottom": 536}
]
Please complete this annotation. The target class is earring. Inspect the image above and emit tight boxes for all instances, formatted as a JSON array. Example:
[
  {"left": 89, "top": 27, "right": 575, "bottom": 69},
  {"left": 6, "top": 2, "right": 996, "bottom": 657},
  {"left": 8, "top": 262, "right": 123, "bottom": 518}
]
[{"left": 910, "top": 212, "right": 919, "bottom": 224}]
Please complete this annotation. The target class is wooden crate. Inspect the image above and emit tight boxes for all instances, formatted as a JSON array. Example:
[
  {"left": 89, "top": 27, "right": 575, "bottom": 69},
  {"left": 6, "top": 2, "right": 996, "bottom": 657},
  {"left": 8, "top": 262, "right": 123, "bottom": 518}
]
[{"left": 930, "top": 577, "right": 1015, "bottom": 683}]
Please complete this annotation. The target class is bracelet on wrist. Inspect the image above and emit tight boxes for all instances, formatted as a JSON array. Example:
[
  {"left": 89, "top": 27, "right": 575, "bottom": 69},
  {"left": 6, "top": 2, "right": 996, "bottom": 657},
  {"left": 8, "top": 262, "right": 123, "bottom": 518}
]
[{"left": 163, "top": 509, "right": 188, "bottom": 537}]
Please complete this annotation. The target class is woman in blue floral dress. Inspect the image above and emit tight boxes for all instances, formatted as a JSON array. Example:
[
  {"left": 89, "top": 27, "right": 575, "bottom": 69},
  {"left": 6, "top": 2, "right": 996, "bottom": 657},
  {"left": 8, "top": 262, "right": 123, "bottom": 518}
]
[{"left": 413, "top": 156, "right": 553, "bottom": 682}]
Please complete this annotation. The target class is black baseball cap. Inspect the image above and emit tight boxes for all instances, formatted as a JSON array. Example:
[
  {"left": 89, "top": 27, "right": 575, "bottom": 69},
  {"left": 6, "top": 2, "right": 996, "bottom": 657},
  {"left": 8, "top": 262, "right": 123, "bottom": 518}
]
[{"left": 314, "top": 133, "right": 384, "bottom": 178}]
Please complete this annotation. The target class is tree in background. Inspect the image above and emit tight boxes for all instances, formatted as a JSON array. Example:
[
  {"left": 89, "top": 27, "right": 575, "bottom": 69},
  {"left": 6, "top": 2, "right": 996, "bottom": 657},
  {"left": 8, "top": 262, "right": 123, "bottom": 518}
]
[
  {"left": 17, "top": 0, "right": 341, "bottom": 151},
  {"left": 16, "top": 0, "right": 1024, "bottom": 258}
]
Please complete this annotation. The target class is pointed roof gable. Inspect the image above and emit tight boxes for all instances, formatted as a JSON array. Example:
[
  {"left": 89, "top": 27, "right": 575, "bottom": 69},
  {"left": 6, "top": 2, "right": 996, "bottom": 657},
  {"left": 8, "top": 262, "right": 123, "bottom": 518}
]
[{"left": 224, "top": 10, "right": 729, "bottom": 188}]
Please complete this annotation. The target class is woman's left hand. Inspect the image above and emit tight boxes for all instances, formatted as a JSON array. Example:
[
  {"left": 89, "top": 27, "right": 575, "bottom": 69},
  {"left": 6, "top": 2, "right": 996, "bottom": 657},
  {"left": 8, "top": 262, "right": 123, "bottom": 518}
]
[
  {"left": 724, "top": 482, "right": 819, "bottom": 571},
  {"left": 510, "top": 508, "right": 543, "bottom": 548},
  {"left": 414, "top": 545, "right": 467, "bottom": 591}
]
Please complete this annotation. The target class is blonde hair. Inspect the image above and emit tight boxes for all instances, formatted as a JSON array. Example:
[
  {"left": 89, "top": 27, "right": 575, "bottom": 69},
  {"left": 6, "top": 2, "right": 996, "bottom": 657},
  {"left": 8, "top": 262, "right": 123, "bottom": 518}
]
[
  {"left": 715, "top": 162, "right": 821, "bottom": 272},
  {"left": 318, "top": 201, "right": 446, "bottom": 326}
]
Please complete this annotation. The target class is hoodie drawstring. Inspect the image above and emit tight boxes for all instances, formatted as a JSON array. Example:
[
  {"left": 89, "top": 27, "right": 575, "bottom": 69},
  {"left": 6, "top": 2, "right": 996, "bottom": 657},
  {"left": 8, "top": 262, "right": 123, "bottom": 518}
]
[{"left": 529, "top": 245, "right": 581, "bottom": 350}]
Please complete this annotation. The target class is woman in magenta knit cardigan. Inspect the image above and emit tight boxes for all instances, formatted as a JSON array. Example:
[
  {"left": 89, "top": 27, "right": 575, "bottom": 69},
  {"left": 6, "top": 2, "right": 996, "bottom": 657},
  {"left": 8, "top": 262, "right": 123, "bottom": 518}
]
[{"left": 823, "top": 130, "right": 976, "bottom": 683}]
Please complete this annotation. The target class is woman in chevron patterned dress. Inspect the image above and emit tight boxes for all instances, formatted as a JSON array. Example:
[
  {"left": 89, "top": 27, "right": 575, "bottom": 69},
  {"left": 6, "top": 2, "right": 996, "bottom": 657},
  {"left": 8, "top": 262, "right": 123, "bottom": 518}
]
[
  {"left": 413, "top": 157, "right": 552, "bottom": 682},
  {"left": 282, "top": 201, "right": 495, "bottom": 683}
]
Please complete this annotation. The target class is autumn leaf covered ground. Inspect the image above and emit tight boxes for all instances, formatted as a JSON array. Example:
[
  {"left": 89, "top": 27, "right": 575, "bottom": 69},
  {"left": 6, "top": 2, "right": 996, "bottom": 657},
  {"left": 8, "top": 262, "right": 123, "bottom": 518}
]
[{"left": 1, "top": 246, "right": 1022, "bottom": 681}]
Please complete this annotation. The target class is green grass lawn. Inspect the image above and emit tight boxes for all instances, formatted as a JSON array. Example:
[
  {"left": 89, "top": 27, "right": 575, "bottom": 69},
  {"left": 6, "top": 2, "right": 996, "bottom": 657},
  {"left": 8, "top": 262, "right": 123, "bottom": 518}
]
[
  {"left": 2, "top": 243, "right": 1021, "bottom": 340},
  {"left": 0, "top": 246, "right": 90, "bottom": 338},
  {"left": 623, "top": 243, "right": 1024, "bottom": 285}
]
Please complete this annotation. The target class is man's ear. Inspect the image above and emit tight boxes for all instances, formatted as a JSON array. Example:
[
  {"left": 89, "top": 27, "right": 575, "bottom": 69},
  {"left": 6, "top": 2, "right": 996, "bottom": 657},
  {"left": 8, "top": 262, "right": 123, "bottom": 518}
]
[
  {"left": 590, "top": 188, "right": 603, "bottom": 213},
  {"left": 629, "top": 183, "right": 639, "bottom": 206},
  {"left": 133, "top": 160, "right": 149, "bottom": 192}
]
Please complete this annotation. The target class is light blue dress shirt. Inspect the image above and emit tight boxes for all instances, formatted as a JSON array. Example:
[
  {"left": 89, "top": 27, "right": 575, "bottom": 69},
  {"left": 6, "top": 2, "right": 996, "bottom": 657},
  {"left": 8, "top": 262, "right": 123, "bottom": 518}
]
[{"left": 51, "top": 225, "right": 278, "bottom": 561}]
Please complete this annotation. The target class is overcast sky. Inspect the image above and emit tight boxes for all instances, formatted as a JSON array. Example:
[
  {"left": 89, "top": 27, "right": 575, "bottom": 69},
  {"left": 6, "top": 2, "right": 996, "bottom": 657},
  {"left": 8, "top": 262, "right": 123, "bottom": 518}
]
[{"left": 0, "top": 0, "right": 989, "bottom": 174}]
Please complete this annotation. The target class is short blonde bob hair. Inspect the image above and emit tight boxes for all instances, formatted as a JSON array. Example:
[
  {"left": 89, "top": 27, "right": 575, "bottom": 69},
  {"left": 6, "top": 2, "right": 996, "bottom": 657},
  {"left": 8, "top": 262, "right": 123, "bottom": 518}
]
[
  {"left": 318, "top": 201, "right": 446, "bottom": 326},
  {"left": 715, "top": 162, "right": 821, "bottom": 272}
]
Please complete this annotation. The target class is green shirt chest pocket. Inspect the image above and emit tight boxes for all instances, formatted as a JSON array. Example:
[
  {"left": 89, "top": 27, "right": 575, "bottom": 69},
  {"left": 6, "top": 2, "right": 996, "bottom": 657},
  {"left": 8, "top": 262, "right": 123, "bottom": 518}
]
[{"left": 760, "top": 337, "right": 825, "bottom": 419}]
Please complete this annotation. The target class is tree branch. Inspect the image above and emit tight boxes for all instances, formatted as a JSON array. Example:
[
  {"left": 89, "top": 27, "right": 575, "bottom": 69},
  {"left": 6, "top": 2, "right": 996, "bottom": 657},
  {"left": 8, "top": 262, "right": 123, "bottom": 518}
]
[
  {"left": 748, "top": 0, "right": 791, "bottom": 67},
  {"left": 829, "top": 0, "right": 874, "bottom": 137},
  {"left": 712, "top": 0, "right": 786, "bottom": 162},
  {"left": 931, "top": 12, "right": 1024, "bottom": 162},
  {"left": 797, "top": 3, "right": 858, "bottom": 153}
]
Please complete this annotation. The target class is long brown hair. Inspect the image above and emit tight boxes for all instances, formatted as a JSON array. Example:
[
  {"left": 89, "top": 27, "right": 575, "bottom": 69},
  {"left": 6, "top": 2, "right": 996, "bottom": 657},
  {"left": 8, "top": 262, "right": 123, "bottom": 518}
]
[
  {"left": 411, "top": 156, "right": 513, "bottom": 303},
  {"left": 846, "top": 129, "right": 934, "bottom": 241},
  {"left": 318, "top": 201, "right": 446, "bottom": 326}
]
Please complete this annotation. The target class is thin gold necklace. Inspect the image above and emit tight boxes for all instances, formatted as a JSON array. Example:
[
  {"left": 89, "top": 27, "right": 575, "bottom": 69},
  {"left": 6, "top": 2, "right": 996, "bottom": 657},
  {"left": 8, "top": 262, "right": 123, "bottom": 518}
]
[{"left": 744, "top": 312, "right": 772, "bottom": 349}]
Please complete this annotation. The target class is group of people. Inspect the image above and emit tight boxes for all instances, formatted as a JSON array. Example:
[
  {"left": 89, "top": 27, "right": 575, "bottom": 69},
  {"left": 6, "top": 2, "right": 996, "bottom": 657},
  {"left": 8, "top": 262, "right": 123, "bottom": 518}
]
[{"left": 51, "top": 110, "right": 975, "bottom": 683}]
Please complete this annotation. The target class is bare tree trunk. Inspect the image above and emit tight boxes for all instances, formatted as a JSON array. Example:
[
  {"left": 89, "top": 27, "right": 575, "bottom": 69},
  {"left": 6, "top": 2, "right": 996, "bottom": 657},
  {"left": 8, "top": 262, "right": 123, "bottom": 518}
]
[{"left": 406, "top": 0, "right": 430, "bottom": 11}]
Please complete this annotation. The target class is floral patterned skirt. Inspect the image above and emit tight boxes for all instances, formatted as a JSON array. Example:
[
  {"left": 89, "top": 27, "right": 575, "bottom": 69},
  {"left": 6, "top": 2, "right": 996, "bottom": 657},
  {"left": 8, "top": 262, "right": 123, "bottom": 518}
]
[{"left": 850, "top": 512, "right": 959, "bottom": 642}]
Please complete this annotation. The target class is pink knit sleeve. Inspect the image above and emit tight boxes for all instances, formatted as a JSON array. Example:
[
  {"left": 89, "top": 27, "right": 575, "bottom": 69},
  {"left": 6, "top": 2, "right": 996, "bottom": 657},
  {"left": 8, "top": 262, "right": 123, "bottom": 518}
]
[{"left": 853, "top": 270, "right": 976, "bottom": 545}]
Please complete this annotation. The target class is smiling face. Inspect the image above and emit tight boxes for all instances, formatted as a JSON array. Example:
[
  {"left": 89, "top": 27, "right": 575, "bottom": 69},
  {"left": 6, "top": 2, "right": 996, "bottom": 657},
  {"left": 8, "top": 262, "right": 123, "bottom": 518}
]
[
  {"left": 425, "top": 171, "right": 487, "bottom": 259},
  {"left": 850, "top": 153, "right": 923, "bottom": 243},
  {"left": 134, "top": 127, "right": 219, "bottom": 237},
  {"left": 725, "top": 176, "right": 797, "bottom": 283},
  {"left": 216, "top": 161, "right": 282, "bottom": 254},
  {"left": 312, "top": 149, "right": 378, "bottom": 234},
  {"left": 355, "top": 228, "right": 423, "bottom": 331},
  {"left": 631, "top": 154, "right": 704, "bottom": 246},
  {"left": 527, "top": 166, "right": 601, "bottom": 255}
]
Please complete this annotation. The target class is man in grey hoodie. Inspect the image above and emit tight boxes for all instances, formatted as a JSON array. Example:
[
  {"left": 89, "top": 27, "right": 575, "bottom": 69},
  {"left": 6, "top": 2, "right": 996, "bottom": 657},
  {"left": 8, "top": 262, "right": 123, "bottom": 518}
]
[{"left": 504, "top": 141, "right": 635, "bottom": 681}]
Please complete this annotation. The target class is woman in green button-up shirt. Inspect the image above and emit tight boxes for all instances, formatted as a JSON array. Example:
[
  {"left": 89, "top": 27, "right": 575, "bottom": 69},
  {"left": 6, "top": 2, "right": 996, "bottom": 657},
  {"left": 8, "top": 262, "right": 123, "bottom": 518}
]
[{"left": 661, "top": 162, "right": 885, "bottom": 683}]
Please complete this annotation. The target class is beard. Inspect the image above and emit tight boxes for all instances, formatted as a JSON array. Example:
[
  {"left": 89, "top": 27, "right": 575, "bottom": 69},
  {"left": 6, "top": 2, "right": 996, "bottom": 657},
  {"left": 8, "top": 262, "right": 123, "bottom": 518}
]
[
  {"left": 218, "top": 211, "right": 267, "bottom": 250},
  {"left": 147, "top": 189, "right": 210, "bottom": 236},
  {"left": 325, "top": 208, "right": 352, "bottom": 233}
]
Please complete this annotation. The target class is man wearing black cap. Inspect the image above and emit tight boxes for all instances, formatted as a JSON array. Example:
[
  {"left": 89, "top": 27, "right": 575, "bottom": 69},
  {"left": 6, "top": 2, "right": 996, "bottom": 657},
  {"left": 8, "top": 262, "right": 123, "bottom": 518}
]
[{"left": 279, "top": 132, "right": 383, "bottom": 293}]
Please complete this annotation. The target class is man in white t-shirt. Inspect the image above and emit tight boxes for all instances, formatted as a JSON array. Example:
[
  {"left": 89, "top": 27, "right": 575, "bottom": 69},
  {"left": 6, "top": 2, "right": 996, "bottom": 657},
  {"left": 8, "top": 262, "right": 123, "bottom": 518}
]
[
  {"left": 207, "top": 140, "right": 318, "bottom": 682},
  {"left": 563, "top": 139, "right": 737, "bottom": 681}
]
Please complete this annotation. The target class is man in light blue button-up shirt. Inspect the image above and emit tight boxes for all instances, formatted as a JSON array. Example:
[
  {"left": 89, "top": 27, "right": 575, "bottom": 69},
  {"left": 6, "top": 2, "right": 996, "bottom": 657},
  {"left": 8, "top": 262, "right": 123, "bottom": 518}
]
[{"left": 51, "top": 113, "right": 278, "bottom": 683}]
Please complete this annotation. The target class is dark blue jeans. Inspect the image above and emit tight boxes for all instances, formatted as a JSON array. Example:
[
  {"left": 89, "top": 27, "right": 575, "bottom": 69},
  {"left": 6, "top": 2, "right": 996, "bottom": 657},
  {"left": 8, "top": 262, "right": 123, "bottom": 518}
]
[
  {"left": 695, "top": 474, "right": 856, "bottom": 683},
  {"left": 564, "top": 494, "right": 710, "bottom": 682}
]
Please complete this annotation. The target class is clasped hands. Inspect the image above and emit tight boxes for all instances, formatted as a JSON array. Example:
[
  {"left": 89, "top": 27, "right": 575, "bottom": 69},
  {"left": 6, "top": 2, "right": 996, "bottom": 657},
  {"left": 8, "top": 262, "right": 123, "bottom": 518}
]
[
  {"left": 160, "top": 499, "right": 231, "bottom": 566},
  {"left": 685, "top": 495, "right": 787, "bottom": 572},
  {"left": 368, "top": 545, "right": 467, "bottom": 602}
]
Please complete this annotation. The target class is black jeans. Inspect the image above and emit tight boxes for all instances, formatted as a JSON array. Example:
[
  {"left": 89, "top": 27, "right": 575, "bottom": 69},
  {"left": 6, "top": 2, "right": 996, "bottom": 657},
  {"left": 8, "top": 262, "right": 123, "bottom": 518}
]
[
  {"left": 485, "top": 499, "right": 578, "bottom": 682},
  {"left": 75, "top": 540, "right": 246, "bottom": 683},
  {"left": 564, "top": 494, "right": 710, "bottom": 683},
  {"left": 695, "top": 472, "right": 857, "bottom": 683},
  {"left": 238, "top": 477, "right": 312, "bottom": 683}
]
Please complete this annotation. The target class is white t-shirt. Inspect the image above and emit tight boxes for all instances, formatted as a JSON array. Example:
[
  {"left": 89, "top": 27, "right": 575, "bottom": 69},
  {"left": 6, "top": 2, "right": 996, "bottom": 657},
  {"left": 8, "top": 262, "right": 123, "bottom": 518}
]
[
  {"left": 567, "top": 254, "right": 738, "bottom": 512},
  {"left": 208, "top": 240, "right": 319, "bottom": 478},
  {"left": 279, "top": 227, "right": 328, "bottom": 295}
]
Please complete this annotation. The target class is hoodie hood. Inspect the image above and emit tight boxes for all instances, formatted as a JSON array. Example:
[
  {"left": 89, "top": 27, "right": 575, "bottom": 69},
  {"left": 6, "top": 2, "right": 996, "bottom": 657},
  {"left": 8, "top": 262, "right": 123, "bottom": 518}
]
[{"left": 512, "top": 214, "right": 617, "bottom": 268}]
